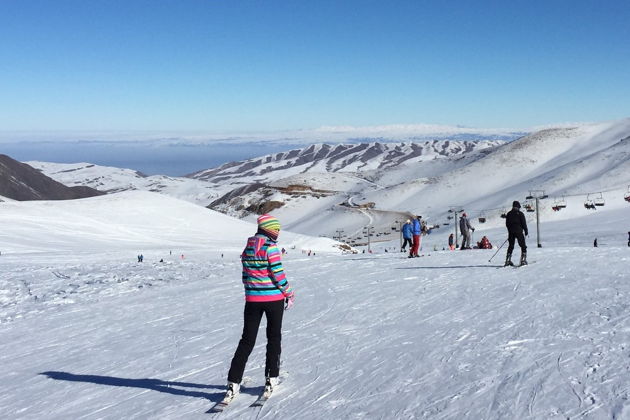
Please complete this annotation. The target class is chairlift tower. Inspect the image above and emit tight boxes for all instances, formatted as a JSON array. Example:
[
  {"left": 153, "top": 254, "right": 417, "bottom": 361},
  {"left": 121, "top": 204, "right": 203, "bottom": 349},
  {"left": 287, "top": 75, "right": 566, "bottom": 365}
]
[
  {"left": 333, "top": 229, "right": 345, "bottom": 242},
  {"left": 362, "top": 225, "right": 373, "bottom": 253},
  {"left": 525, "top": 190, "right": 548, "bottom": 248},
  {"left": 448, "top": 206, "right": 464, "bottom": 248}
]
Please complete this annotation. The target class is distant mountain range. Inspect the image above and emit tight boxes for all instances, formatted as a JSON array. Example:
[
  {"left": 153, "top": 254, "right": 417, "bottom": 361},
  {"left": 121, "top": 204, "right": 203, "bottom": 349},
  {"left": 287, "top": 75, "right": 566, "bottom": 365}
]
[
  {"left": 188, "top": 140, "right": 504, "bottom": 183},
  {"left": 0, "top": 154, "right": 103, "bottom": 201},
  {"left": 22, "top": 118, "right": 630, "bottom": 241}
]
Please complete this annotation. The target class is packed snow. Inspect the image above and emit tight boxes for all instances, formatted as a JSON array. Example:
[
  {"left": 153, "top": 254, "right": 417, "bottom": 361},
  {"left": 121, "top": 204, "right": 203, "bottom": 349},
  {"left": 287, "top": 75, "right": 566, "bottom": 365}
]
[{"left": 1, "top": 189, "right": 629, "bottom": 419}]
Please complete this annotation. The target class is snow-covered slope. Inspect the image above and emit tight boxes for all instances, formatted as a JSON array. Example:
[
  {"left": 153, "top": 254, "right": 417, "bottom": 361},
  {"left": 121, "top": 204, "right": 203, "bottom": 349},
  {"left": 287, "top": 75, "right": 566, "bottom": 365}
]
[
  {"left": 377, "top": 119, "right": 630, "bottom": 223},
  {"left": 1, "top": 193, "right": 629, "bottom": 418},
  {"left": 0, "top": 190, "right": 342, "bottom": 256}
]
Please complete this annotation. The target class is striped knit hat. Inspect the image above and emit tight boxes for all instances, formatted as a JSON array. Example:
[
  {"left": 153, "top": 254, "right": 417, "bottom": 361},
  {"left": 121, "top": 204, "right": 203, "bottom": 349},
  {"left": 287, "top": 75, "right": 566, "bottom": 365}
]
[{"left": 257, "top": 214, "right": 281, "bottom": 240}]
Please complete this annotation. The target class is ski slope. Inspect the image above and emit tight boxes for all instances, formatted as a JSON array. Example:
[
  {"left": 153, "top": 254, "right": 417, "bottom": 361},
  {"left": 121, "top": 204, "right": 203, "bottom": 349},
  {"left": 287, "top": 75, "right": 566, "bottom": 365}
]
[{"left": 1, "top": 193, "right": 629, "bottom": 418}]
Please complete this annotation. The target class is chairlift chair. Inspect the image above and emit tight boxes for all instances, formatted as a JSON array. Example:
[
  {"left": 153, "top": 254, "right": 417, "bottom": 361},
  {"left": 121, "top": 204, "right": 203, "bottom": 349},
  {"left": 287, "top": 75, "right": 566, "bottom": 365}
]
[
  {"left": 552, "top": 196, "right": 567, "bottom": 211},
  {"left": 594, "top": 192, "right": 605, "bottom": 207},
  {"left": 524, "top": 200, "right": 535, "bottom": 212},
  {"left": 584, "top": 194, "right": 596, "bottom": 210},
  {"left": 625, "top": 186, "right": 630, "bottom": 203}
]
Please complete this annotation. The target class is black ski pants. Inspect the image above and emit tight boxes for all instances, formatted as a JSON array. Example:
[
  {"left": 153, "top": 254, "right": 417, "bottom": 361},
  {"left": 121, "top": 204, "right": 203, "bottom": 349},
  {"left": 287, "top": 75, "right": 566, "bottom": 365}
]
[
  {"left": 401, "top": 237, "right": 412, "bottom": 251},
  {"left": 228, "top": 299, "right": 284, "bottom": 383},
  {"left": 507, "top": 231, "right": 527, "bottom": 255}
]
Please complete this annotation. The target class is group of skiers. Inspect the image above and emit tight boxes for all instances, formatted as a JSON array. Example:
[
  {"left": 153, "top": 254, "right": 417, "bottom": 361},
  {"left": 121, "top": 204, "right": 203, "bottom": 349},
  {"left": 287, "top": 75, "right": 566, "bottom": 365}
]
[
  {"left": 401, "top": 216, "right": 429, "bottom": 258},
  {"left": 416, "top": 202, "right": 529, "bottom": 266}
]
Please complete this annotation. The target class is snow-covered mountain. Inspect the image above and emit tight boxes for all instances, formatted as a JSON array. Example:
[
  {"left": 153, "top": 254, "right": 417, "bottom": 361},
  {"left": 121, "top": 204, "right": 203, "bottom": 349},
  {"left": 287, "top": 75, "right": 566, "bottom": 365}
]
[
  {"left": 189, "top": 140, "right": 504, "bottom": 183},
  {"left": 201, "top": 119, "right": 630, "bottom": 242},
  {"left": 26, "top": 161, "right": 223, "bottom": 207},
  {"left": 27, "top": 118, "right": 630, "bottom": 243},
  {"left": 28, "top": 139, "right": 503, "bottom": 208}
]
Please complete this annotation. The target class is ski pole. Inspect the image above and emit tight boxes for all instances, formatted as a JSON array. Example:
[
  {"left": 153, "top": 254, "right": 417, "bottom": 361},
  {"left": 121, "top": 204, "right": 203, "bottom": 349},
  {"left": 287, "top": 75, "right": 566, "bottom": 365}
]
[{"left": 489, "top": 239, "right": 508, "bottom": 262}]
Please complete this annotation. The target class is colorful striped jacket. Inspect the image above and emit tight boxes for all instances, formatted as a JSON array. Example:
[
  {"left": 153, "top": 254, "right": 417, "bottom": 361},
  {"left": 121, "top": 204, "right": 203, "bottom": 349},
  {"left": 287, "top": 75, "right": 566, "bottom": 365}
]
[{"left": 241, "top": 233, "right": 293, "bottom": 302}]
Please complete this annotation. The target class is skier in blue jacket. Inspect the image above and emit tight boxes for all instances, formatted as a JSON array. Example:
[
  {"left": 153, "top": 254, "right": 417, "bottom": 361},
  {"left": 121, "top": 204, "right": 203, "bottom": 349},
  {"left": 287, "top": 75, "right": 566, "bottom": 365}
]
[{"left": 401, "top": 219, "right": 413, "bottom": 252}]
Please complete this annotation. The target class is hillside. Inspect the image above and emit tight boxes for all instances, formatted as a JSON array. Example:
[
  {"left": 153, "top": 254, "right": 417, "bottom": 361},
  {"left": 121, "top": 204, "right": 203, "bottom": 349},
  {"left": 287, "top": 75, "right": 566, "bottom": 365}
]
[
  {"left": 0, "top": 154, "right": 104, "bottom": 201},
  {"left": 0, "top": 190, "right": 342, "bottom": 256},
  {"left": 254, "top": 119, "right": 630, "bottom": 239},
  {"left": 26, "top": 161, "right": 222, "bottom": 207},
  {"left": 188, "top": 140, "right": 504, "bottom": 183}
]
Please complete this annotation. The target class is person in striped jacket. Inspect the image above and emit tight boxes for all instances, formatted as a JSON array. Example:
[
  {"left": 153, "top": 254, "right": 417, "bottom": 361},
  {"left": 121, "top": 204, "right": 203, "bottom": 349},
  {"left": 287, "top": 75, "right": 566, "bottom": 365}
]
[{"left": 224, "top": 214, "right": 295, "bottom": 400}]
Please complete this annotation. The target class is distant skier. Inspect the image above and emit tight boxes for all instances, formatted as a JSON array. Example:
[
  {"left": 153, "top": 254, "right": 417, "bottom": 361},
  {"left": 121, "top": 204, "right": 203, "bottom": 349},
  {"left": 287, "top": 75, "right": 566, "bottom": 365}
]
[
  {"left": 505, "top": 201, "right": 528, "bottom": 266},
  {"left": 628, "top": 232, "right": 630, "bottom": 247},
  {"left": 459, "top": 213, "right": 475, "bottom": 250},
  {"left": 409, "top": 216, "right": 422, "bottom": 258},
  {"left": 594, "top": 238, "right": 598, "bottom": 247},
  {"left": 401, "top": 219, "right": 413, "bottom": 252},
  {"left": 448, "top": 233, "right": 455, "bottom": 250},
  {"left": 222, "top": 214, "right": 294, "bottom": 404}
]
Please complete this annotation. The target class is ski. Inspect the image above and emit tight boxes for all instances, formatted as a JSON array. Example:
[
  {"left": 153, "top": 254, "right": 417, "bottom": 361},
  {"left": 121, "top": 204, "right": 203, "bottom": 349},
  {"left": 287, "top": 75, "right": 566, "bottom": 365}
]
[
  {"left": 250, "top": 373, "right": 287, "bottom": 408},
  {"left": 207, "top": 397, "right": 233, "bottom": 413},
  {"left": 207, "top": 381, "right": 245, "bottom": 414},
  {"left": 250, "top": 390, "right": 272, "bottom": 408}
]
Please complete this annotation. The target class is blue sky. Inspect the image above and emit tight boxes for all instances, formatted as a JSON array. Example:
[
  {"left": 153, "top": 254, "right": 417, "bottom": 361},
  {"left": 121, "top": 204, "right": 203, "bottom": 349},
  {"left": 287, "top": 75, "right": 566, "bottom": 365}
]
[{"left": 1, "top": 0, "right": 629, "bottom": 132}]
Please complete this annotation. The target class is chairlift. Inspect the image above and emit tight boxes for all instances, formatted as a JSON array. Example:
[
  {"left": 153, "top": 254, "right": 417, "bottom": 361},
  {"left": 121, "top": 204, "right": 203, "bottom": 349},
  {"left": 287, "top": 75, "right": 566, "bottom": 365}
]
[
  {"left": 478, "top": 212, "right": 486, "bottom": 223},
  {"left": 625, "top": 186, "right": 630, "bottom": 203},
  {"left": 584, "top": 193, "right": 597, "bottom": 210},
  {"left": 594, "top": 192, "right": 605, "bottom": 207},
  {"left": 524, "top": 200, "right": 535, "bottom": 212},
  {"left": 552, "top": 196, "right": 567, "bottom": 211}
]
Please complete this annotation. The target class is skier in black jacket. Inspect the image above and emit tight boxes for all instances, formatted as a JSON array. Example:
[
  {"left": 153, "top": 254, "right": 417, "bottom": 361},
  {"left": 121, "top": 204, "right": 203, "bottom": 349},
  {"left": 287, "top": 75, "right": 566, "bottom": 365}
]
[{"left": 505, "top": 200, "right": 528, "bottom": 266}]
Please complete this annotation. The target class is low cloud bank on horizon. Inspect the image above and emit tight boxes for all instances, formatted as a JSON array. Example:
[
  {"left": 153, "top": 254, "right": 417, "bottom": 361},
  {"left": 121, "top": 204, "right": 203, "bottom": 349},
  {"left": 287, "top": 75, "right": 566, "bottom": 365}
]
[{"left": 0, "top": 122, "right": 539, "bottom": 144}]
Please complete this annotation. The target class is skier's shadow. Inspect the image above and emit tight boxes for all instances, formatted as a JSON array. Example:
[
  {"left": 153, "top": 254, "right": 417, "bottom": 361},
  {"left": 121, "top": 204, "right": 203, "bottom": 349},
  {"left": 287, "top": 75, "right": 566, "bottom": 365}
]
[{"left": 39, "top": 371, "right": 259, "bottom": 402}]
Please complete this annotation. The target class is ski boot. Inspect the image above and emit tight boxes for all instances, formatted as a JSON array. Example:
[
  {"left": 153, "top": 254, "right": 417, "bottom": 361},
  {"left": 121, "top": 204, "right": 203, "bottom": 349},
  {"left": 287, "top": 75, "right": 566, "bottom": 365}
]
[
  {"left": 263, "top": 377, "right": 278, "bottom": 397},
  {"left": 504, "top": 252, "right": 514, "bottom": 267},
  {"left": 520, "top": 251, "right": 528, "bottom": 266},
  {"left": 221, "top": 382, "right": 240, "bottom": 403}
]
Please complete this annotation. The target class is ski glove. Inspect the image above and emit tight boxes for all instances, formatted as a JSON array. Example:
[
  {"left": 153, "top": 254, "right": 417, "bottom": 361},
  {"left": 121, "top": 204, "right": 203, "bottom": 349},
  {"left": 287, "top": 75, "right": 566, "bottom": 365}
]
[{"left": 285, "top": 294, "right": 295, "bottom": 310}]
